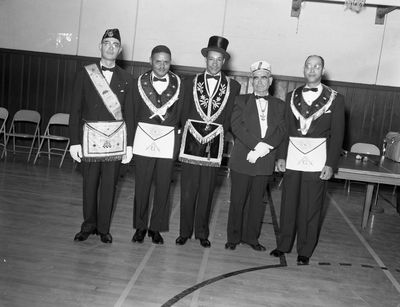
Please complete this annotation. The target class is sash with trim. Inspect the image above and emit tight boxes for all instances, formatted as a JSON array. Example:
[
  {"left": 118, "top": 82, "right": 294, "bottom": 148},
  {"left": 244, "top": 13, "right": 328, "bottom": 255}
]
[
  {"left": 82, "top": 64, "right": 127, "bottom": 162},
  {"left": 138, "top": 71, "right": 181, "bottom": 122},
  {"left": 286, "top": 137, "right": 326, "bottom": 172},
  {"left": 290, "top": 84, "right": 336, "bottom": 135},
  {"left": 179, "top": 119, "right": 224, "bottom": 167},
  {"left": 193, "top": 72, "right": 231, "bottom": 123}
]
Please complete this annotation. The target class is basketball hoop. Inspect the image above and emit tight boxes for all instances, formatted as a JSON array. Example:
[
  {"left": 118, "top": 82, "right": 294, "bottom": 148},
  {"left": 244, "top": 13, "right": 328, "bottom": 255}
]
[{"left": 345, "top": 0, "right": 366, "bottom": 12}]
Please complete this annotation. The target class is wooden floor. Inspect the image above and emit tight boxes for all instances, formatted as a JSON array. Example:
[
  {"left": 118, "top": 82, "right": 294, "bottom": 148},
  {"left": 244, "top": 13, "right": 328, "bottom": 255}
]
[{"left": 1, "top": 153, "right": 400, "bottom": 307}]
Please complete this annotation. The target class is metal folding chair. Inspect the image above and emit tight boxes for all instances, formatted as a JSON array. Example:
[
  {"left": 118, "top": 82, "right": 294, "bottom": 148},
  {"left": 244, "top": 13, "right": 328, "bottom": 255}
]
[
  {"left": 2, "top": 109, "right": 41, "bottom": 161},
  {"left": 33, "top": 113, "right": 70, "bottom": 168},
  {"left": 346, "top": 142, "right": 381, "bottom": 205},
  {"left": 0, "top": 107, "right": 9, "bottom": 158}
]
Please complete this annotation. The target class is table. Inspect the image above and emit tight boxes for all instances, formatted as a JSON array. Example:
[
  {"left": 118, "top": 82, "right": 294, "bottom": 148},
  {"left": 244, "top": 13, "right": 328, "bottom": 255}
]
[{"left": 333, "top": 153, "right": 400, "bottom": 228}]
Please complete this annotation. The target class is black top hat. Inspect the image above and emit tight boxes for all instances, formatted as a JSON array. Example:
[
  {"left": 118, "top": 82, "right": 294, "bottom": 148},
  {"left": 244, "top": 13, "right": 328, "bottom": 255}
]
[{"left": 201, "top": 36, "right": 230, "bottom": 60}]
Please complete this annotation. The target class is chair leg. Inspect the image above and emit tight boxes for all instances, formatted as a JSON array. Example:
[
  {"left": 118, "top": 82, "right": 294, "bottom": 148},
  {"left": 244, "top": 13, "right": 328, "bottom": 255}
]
[
  {"left": 373, "top": 183, "right": 380, "bottom": 206},
  {"left": 33, "top": 137, "right": 46, "bottom": 164}
]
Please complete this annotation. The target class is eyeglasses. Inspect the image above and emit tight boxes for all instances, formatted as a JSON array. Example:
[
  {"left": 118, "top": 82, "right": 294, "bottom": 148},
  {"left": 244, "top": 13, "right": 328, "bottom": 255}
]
[
  {"left": 304, "top": 64, "right": 323, "bottom": 71},
  {"left": 102, "top": 41, "right": 121, "bottom": 49}
]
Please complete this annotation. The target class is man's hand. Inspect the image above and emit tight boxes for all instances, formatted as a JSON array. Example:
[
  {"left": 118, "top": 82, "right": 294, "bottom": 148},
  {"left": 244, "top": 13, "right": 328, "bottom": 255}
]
[
  {"left": 254, "top": 142, "right": 273, "bottom": 157},
  {"left": 320, "top": 166, "right": 333, "bottom": 180},
  {"left": 121, "top": 146, "right": 133, "bottom": 164},
  {"left": 246, "top": 150, "right": 261, "bottom": 163},
  {"left": 69, "top": 144, "right": 82, "bottom": 163},
  {"left": 276, "top": 159, "right": 286, "bottom": 172}
]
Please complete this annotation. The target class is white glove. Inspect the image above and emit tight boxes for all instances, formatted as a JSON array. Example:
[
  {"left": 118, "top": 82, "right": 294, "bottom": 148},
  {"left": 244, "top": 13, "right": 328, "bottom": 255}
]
[
  {"left": 246, "top": 150, "right": 261, "bottom": 164},
  {"left": 254, "top": 142, "right": 273, "bottom": 157},
  {"left": 69, "top": 144, "right": 82, "bottom": 163},
  {"left": 121, "top": 146, "right": 133, "bottom": 164}
]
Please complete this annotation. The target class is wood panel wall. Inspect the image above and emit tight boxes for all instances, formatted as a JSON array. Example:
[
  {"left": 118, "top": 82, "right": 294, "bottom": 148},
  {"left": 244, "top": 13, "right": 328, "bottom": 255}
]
[{"left": 1, "top": 48, "right": 400, "bottom": 153}]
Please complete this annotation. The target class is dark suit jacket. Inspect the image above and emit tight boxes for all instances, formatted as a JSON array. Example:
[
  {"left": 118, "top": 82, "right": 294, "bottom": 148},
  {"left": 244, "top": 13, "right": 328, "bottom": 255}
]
[
  {"left": 228, "top": 94, "right": 286, "bottom": 176},
  {"left": 69, "top": 62, "right": 134, "bottom": 147},
  {"left": 132, "top": 70, "right": 185, "bottom": 159},
  {"left": 276, "top": 85, "right": 345, "bottom": 169}
]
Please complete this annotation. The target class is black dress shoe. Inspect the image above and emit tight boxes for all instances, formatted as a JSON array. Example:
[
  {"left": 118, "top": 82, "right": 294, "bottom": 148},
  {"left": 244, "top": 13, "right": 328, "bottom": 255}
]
[
  {"left": 74, "top": 230, "right": 95, "bottom": 241},
  {"left": 241, "top": 241, "right": 266, "bottom": 252},
  {"left": 175, "top": 236, "right": 189, "bottom": 246},
  {"left": 100, "top": 233, "right": 113, "bottom": 243},
  {"left": 225, "top": 242, "right": 237, "bottom": 250},
  {"left": 148, "top": 230, "right": 164, "bottom": 244},
  {"left": 269, "top": 249, "right": 284, "bottom": 257},
  {"left": 297, "top": 255, "right": 310, "bottom": 265},
  {"left": 132, "top": 228, "right": 147, "bottom": 243},
  {"left": 199, "top": 238, "right": 211, "bottom": 248}
]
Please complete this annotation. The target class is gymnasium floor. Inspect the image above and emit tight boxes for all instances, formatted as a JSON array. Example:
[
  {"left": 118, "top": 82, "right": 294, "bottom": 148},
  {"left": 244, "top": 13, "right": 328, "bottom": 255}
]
[{"left": 0, "top": 155, "right": 399, "bottom": 307}]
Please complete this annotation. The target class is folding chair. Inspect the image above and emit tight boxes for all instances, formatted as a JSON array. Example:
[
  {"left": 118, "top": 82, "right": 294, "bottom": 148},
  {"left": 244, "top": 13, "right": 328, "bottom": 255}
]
[
  {"left": 345, "top": 142, "right": 381, "bottom": 205},
  {"left": 2, "top": 109, "right": 41, "bottom": 162},
  {"left": 0, "top": 107, "right": 8, "bottom": 158},
  {"left": 33, "top": 113, "right": 70, "bottom": 168}
]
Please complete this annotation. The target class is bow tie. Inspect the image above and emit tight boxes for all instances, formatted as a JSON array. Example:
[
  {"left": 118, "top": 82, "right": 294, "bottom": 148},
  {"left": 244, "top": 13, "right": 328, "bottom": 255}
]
[
  {"left": 153, "top": 77, "right": 167, "bottom": 82},
  {"left": 302, "top": 87, "right": 318, "bottom": 92},
  {"left": 101, "top": 66, "right": 115, "bottom": 72},
  {"left": 206, "top": 74, "right": 220, "bottom": 80},
  {"left": 255, "top": 95, "right": 268, "bottom": 100}
]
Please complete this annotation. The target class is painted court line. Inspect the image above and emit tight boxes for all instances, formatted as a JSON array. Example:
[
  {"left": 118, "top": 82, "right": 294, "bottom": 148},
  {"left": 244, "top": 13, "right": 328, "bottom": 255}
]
[
  {"left": 327, "top": 193, "right": 400, "bottom": 293},
  {"left": 113, "top": 201, "right": 181, "bottom": 307}
]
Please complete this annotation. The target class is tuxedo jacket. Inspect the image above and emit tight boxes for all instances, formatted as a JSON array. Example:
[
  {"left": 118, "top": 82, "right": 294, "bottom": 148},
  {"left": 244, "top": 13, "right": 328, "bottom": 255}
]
[
  {"left": 276, "top": 85, "right": 345, "bottom": 169},
  {"left": 69, "top": 62, "right": 135, "bottom": 147},
  {"left": 228, "top": 94, "right": 286, "bottom": 176},
  {"left": 132, "top": 70, "right": 185, "bottom": 158}
]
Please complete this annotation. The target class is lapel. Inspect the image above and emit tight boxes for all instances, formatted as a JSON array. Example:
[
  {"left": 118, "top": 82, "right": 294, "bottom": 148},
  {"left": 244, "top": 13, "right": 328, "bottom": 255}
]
[
  {"left": 303, "top": 86, "right": 332, "bottom": 135},
  {"left": 109, "top": 66, "right": 122, "bottom": 95},
  {"left": 244, "top": 95, "right": 262, "bottom": 137},
  {"left": 265, "top": 98, "right": 279, "bottom": 138}
]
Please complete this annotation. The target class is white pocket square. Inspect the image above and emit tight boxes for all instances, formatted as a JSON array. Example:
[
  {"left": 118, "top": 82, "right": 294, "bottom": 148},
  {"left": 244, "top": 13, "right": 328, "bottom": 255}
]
[{"left": 325, "top": 110, "right": 331, "bottom": 113}]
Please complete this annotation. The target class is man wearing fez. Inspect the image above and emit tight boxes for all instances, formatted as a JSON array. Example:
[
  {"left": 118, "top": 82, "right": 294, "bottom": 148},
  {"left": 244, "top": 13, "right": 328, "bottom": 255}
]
[
  {"left": 225, "top": 61, "right": 286, "bottom": 252},
  {"left": 69, "top": 29, "right": 134, "bottom": 243},
  {"left": 270, "top": 55, "right": 345, "bottom": 264},
  {"left": 131, "top": 45, "right": 185, "bottom": 245},
  {"left": 177, "top": 36, "right": 241, "bottom": 248}
]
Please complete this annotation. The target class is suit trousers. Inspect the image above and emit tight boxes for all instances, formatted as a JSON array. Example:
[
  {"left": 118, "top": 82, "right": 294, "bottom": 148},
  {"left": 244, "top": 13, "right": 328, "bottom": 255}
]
[
  {"left": 179, "top": 162, "right": 219, "bottom": 239},
  {"left": 227, "top": 171, "right": 269, "bottom": 245},
  {"left": 133, "top": 155, "right": 174, "bottom": 232},
  {"left": 277, "top": 170, "right": 327, "bottom": 258},
  {"left": 81, "top": 160, "right": 121, "bottom": 235}
]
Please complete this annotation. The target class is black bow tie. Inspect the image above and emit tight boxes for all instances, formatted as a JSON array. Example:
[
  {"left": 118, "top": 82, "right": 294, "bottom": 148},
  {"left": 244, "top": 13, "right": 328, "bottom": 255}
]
[
  {"left": 101, "top": 66, "right": 115, "bottom": 72},
  {"left": 255, "top": 95, "right": 268, "bottom": 100},
  {"left": 206, "top": 74, "right": 220, "bottom": 80},
  {"left": 153, "top": 77, "right": 167, "bottom": 82},
  {"left": 303, "top": 87, "right": 318, "bottom": 92}
]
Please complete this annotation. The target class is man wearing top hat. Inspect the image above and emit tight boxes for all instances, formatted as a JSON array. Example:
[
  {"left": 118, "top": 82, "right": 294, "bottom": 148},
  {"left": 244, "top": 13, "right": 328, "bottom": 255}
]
[
  {"left": 131, "top": 45, "right": 185, "bottom": 245},
  {"left": 225, "top": 61, "right": 286, "bottom": 252},
  {"left": 69, "top": 28, "right": 134, "bottom": 244},
  {"left": 176, "top": 35, "right": 241, "bottom": 248}
]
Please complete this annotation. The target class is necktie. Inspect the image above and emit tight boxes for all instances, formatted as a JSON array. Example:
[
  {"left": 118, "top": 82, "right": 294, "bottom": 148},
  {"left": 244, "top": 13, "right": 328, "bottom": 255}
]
[
  {"left": 302, "top": 87, "right": 318, "bottom": 92},
  {"left": 101, "top": 66, "right": 115, "bottom": 72},
  {"left": 255, "top": 95, "right": 268, "bottom": 100},
  {"left": 206, "top": 75, "right": 220, "bottom": 80},
  {"left": 153, "top": 77, "right": 167, "bottom": 82}
]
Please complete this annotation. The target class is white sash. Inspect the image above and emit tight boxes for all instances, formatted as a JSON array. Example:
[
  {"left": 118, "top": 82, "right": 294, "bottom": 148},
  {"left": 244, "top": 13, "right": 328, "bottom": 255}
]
[{"left": 84, "top": 64, "right": 123, "bottom": 120}]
